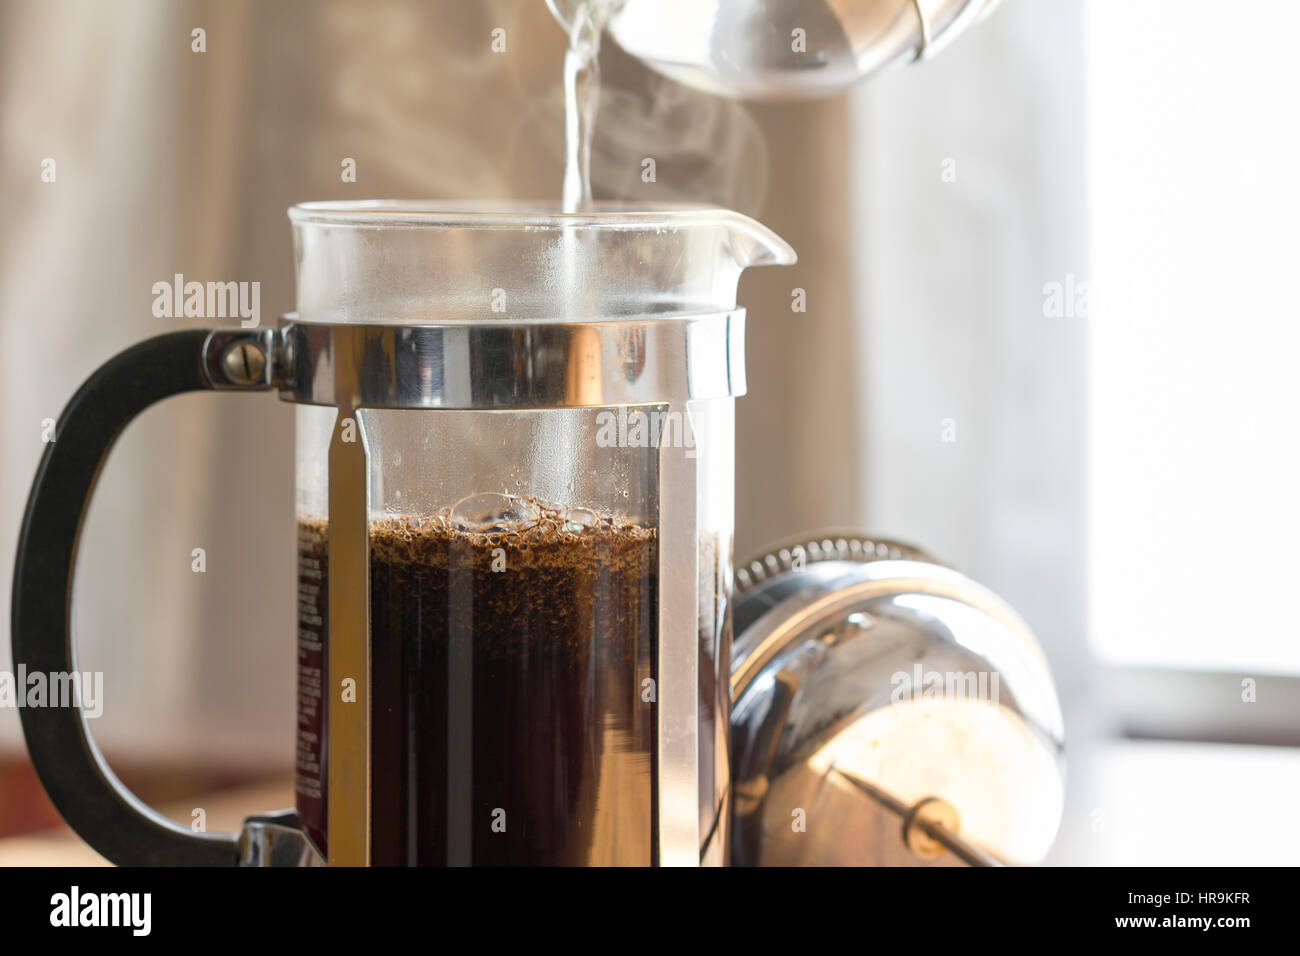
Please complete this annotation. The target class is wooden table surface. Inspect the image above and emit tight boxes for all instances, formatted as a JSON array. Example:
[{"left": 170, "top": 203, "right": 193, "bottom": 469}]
[{"left": 0, "top": 777, "right": 294, "bottom": 866}]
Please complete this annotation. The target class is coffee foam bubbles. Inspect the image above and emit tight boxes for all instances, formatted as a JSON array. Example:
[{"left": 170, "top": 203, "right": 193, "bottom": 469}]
[{"left": 299, "top": 494, "right": 654, "bottom": 569}]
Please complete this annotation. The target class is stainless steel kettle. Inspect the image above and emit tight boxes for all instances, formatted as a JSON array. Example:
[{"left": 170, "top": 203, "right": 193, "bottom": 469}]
[
  {"left": 728, "top": 533, "right": 1065, "bottom": 866},
  {"left": 547, "top": 0, "right": 1003, "bottom": 99}
]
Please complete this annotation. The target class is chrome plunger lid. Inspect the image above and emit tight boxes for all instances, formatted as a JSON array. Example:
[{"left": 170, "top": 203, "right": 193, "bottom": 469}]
[{"left": 730, "top": 533, "right": 1066, "bottom": 866}]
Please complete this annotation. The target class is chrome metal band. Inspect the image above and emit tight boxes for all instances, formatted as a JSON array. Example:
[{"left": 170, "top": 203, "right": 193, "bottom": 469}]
[{"left": 276, "top": 311, "right": 747, "bottom": 409}]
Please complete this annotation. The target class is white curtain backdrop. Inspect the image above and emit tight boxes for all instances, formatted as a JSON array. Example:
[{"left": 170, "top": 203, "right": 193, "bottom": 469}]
[{"left": 850, "top": 0, "right": 1088, "bottom": 696}]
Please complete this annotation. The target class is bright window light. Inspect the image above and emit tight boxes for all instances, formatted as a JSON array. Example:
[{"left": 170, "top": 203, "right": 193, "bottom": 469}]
[{"left": 1086, "top": 0, "right": 1300, "bottom": 672}]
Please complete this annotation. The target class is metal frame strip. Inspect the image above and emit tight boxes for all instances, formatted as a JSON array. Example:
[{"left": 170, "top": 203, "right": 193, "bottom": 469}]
[
  {"left": 325, "top": 330, "right": 372, "bottom": 866},
  {"left": 657, "top": 400, "right": 701, "bottom": 865}
]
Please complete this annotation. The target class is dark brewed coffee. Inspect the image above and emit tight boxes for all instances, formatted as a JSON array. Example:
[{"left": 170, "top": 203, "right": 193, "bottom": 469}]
[{"left": 296, "top": 503, "right": 658, "bottom": 866}]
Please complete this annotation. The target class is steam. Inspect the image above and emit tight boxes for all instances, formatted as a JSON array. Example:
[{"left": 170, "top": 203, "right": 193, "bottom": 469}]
[
  {"left": 591, "top": 70, "right": 770, "bottom": 215},
  {"left": 316, "top": 0, "right": 769, "bottom": 214},
  {"left": 317, "top": 0, "right": 535, "bottom": 198}
]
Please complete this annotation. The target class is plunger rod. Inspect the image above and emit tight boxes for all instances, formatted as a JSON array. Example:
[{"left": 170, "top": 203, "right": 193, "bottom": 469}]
[{"left": 832, "top": 767, "right": 1006, "bottom": 868}]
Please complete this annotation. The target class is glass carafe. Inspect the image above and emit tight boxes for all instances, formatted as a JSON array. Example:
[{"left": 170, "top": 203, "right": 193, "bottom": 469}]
[{"left": 11, "top": 201, "right": 795, "bottom": 867}]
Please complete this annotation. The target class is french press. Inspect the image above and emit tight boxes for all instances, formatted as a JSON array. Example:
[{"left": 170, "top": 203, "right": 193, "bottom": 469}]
[
  {"left": 12, "top": 201, "right": 795, "bottom": 866},
  {"left": 13, "top": 200, "right": 1067, "bottom": 867}
]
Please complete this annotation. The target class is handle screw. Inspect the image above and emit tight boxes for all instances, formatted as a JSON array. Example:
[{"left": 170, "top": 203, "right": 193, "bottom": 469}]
[{"left": 222, "top": 341, "right": 266, "bottom": 385}]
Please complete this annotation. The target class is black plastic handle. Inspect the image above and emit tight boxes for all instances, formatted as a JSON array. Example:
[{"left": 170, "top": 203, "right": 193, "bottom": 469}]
[{"left": 11, "top": 329, "right": 274, "bottom": 865}]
